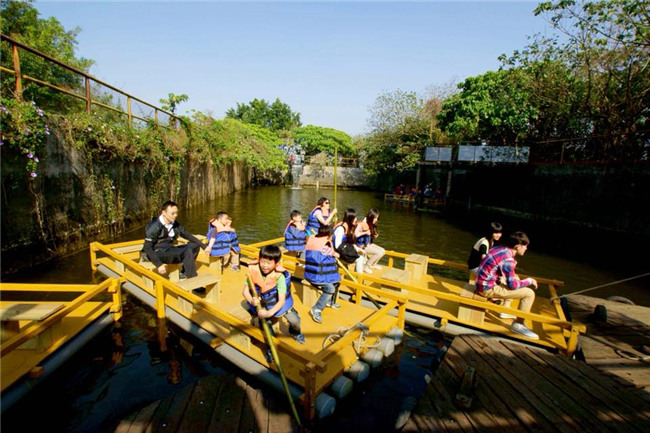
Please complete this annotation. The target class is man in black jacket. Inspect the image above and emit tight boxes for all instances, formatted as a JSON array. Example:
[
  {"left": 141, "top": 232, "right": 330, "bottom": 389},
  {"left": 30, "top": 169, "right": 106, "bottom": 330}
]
[{"left": 142, "top": 201, "right": 206, "bottom": 283}]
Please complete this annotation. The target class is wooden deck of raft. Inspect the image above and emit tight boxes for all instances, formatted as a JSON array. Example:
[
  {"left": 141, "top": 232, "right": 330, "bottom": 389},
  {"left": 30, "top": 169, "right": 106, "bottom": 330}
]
[
  {"left": 114, "top": 374, "right": 299, "bottom": 433},
  {"left": 404, "top": 333, "right": 650, "bottom": 432}
]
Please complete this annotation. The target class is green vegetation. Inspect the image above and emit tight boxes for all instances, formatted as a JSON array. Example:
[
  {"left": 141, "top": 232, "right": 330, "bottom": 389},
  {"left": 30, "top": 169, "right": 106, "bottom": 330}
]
[
  {"left": 226, "top": 98, "right": 302, "bottom": 133},
  {"left": 362, "top": 0, "right": 649, "bottom": 173},
  {"left": 293, "top": 125, "right": 354, "bottom": 156}
]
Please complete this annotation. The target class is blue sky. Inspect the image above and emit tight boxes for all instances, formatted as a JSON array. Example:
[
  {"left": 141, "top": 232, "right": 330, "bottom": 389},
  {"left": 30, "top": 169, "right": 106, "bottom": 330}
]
[{"left": 34, "top": 1, "right": 551, "bottom": 135}]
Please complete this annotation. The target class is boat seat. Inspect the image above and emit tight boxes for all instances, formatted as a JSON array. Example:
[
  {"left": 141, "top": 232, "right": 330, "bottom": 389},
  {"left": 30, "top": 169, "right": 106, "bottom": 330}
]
[
  {"left": 138, "top": 260, "right": 181, "bottom": 283},
  {"left": 458, "top": 283, "right": 487, "bottom": 325},
  {"left": 405, "top": 254, "right": 428, "bottom": 281},
  {"left": 176, "top": 273, "right": 221, "bottom": 315},
  {"left": 299, "top": 279, "right": 322, "bottom": 307},
  {"left": 381, "top": 268, "right": 410, "bottom": 293},
  {"left": 0, "top": 303, "right": 65, "bottom": 352}
]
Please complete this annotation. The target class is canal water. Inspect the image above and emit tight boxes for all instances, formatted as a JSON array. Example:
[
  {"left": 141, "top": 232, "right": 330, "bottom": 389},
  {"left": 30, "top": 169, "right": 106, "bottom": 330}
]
[{"left": 3, "top": 186, "right": 648, "bottom": 432}]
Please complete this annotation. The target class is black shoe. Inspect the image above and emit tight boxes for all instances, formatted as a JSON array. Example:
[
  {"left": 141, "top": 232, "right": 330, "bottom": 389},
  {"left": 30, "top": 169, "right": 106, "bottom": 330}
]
[
  {"left": 265, "top": 348, "right": 273, "bottom": 362},
  {"left": 192, "top": 286, "right": 206, "bottom": 295},
  {"left": 179, "top": 272, "right": 188, "bottom": 281}
]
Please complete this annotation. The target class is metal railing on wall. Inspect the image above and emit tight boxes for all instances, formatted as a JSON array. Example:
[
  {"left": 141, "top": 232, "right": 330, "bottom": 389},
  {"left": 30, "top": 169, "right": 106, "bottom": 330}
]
[{"left": 0, "top": 34, "right": 180, "bottom": 130}]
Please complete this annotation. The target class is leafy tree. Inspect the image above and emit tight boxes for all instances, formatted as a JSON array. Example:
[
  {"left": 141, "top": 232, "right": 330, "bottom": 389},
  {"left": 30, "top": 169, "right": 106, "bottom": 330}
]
[
  {"left": 1, "top": 0, "right": 94, "bottom": 110},
  {"left": 225, "top": 98, "right": 301, "bottom": 132},
  {"left": 159, "top": 93, "right": 188, "bottom": 114},
  {"left": 503, "top": 0, "right": 650, "bottom": 160},
  {"left": 364, "top": 88, "right": 453, "bottom": 174},
  {"left": 292, "top": 125, "right": 354, "bottom": 156},
  {"left": 438, "top": 69, "right": 538, "bottom": 145}
]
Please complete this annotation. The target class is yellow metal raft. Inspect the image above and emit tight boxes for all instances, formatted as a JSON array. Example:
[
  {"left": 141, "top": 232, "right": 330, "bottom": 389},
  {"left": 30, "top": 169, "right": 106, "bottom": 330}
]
[
  {"left": 90, "top": 239, "right": 407, "bottom": 421},
  {"left": 254, "top": 237, "right": 586, "bottom": 358},
  {"left": 0, "top": 278, "right": 123, "bottom": 412}
]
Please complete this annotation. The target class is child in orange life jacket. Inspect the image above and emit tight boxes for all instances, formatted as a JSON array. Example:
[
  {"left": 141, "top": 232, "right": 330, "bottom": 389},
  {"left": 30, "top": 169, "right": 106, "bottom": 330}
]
[
  {"left": 204, "top": 211, "right": 241, "bottom": 272},
  {"left": 242, "top": 245, "right": 306, "bottom": 345},
  {"left": 304, "top": 225, "right": 341, "bottom": 323},
  {"left": 284, "top": 210, "right": 307, "bottom": 260},
  {"left": 355, "top": 208, "right": 386, "bottom": 274}
]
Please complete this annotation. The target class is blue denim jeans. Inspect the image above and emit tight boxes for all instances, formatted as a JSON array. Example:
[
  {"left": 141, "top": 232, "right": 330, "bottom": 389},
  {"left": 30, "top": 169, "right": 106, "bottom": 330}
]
[{"left": 312, "top": 283, "right": 339, "bottom": 311}]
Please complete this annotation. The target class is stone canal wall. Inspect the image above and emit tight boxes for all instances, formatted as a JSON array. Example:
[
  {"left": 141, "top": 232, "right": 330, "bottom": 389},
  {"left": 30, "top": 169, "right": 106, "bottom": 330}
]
[{"left": 1, "top": 131, "right": 255, "bottom": 276}]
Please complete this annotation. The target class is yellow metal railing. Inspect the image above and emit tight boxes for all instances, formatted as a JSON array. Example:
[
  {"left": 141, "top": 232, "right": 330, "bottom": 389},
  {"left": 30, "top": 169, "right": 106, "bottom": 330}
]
[
  {"left": 1, "top": 34, "right": 180, "bottom": 130},
  {"left": 91, "top": 239, "right": 407, "bottom": 419},
  {"left": 250, "top": 237, "right": 584, "bottom": 355},
  {"left": 0, "top": 278, "right": 122, "bottom": 356}
]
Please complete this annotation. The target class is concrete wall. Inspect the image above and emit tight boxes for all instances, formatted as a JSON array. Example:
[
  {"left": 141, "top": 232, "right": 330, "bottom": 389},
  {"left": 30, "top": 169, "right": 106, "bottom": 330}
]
[
  {"left": 297, "top": 164, "right": 370, "bottom": 188},
  {"left": 1, "top": 131, "right": 253, "bottom": 275}
]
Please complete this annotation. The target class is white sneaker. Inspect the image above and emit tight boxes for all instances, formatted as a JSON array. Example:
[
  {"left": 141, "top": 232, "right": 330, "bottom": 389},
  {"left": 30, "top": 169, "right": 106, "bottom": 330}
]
[
  {"left": 511, "top": 322, "right": 539, "bottom": 340},
  {"left": 499, "top": 312, "right": 517, "bottom": 319}
]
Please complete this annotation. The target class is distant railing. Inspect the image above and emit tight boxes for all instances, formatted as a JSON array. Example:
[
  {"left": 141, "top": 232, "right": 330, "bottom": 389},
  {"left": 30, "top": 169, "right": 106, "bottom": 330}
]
[
  {"left": 0, "top": 34, "right": 180, "bottom": 129},
  {"left": 305, "top": 155, "right": 359, "bottom": 168}
]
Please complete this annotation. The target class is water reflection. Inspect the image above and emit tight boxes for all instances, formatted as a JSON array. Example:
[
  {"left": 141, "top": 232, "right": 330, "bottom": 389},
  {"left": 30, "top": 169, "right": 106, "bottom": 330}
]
[{"left": 2, "top": 186, "right": 648, "bottom": 431}]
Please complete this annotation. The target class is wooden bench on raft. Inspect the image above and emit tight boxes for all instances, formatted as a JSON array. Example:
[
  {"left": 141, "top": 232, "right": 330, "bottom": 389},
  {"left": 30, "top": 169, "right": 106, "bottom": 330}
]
[
  {"left": 381, "top": 268, "right": 410, "bottom": 293},
  {"left": 176, "top": 273, "right": 221, "bottom": 316},
  {"left": 458, "top": 283, "right": 487, "bottom": 325},
  {"left": 112, "top": 244, "right": 181, "bottom": 282},
  {"left": 0, "top": 303, "right": 65, "bottom": 352},
  {"left": 405, "top": 254, "right": 428, "bottom": 281}
]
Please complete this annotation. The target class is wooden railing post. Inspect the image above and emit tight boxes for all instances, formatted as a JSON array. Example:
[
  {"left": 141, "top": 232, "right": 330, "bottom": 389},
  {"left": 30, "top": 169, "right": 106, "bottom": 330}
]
[
  {"left": 155, "top": 280, "right": 165, "bottom": 319},
  {"left": 154, "top": 108, "right": 158, "bottom": 126},
  {"left": 11, "top": 43, "right": 22, "bottom": 99},
  {"left": 109, "top": 278, "right": 123, "bottom": 321},
  {"left": 85, "top": 76, "right": 91, "bottom": 114},
  {"left": 127, "top": 96, "right": 132, "bottom": 128}
]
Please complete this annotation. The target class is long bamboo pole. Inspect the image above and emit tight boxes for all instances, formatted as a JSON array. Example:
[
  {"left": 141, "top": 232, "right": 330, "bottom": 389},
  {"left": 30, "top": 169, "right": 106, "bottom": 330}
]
[
  {"left": 333, "top": 145, "right": 338, "bottom": 223},
  {"left": 246, "top": 276, "right": 302, "bottom": 426},
  {"left": 335, "top": 258, "right": 382, "bottom": 309}
]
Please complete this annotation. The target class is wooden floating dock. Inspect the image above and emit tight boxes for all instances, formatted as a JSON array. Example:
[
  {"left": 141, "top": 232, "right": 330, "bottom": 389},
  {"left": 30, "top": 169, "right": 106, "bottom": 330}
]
[
  {"left": 404, "top": 334, "right": 650, "bottom": 432},
  {"left": 566, "top": 295, "right": 650, "bottom": 391},
  {"left": 114, "top": 374, "right": 299, "bottom": 433}
]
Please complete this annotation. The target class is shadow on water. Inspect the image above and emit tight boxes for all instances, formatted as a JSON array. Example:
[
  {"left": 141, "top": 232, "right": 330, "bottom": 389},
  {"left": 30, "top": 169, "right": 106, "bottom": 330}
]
[{"left": 2, "top": 186, "right": 648, "bottom": 432}]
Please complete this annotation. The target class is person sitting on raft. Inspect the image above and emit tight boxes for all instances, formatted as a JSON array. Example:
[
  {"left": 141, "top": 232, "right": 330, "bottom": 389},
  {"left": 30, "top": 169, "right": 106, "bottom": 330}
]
[
  {"left": 468, "top": 221, "right": 503, "bottom": 274},
  {"left": 142, "top": 200, "right": 207, "bottom": 295},
  {"left": 305, "top": 197, "right": 337, "bottom": 236},
  {"left": 355, "top": 208, "right": 386, "bottom": 274},
  {"left": 333, "top": 208, "right": 364, "bottom": 279},
  {"left": 475, "top": 231, "right": 539, "bottom": 340},
  {"left": 204, "top": 211, "right": 241, "bottom": 272},
  {"left": 304, "top": 225, "right": 341, "bottom": 323},
  {"left": 242, "top": 245, "right": 306, "bottom": 345},
  {"left": 284, "top": 210, "right": 307, "bottom": 259}
]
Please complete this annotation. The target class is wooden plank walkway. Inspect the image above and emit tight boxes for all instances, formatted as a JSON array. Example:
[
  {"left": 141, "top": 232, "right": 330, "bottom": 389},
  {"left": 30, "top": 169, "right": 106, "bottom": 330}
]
[
  {"left": 403, "top": 334, "right": 650, "bottom": 432},
  {"left": 114, "top": 374, "right": 299, "bottom": 433},
  {"left": 565, "top": 295, "right": 650, "bottom": 392}
]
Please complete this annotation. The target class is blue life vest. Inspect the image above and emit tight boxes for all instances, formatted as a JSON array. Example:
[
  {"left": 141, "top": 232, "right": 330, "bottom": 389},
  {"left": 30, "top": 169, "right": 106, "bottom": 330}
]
[
  {"left": 305, "top": 206, "right": 329, "bottom": 235},
  {"left": 303, "top": 236, "right": 341, "bottom": 284},
  {"left": 207, "top": 225, "right": 241, "bottom": 256},
  {"left": 284, "top": 221, "right": 306, "bottom": 252},
  {"left": 248, "top": 263, "right": 293, "bottom": 317},
  {"left": 355, "top": 220, "right": 371, "bottom": 247}
]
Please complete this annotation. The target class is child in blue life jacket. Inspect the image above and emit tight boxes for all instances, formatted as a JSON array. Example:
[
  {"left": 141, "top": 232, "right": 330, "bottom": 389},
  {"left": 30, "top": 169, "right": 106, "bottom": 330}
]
[
  {"left": 305, "top": 197, "right": 337, "bottom": 236},
  {"left": 284, "top": 210, "right": 307, "bottom": 259},
  {"left": 242, "top": 245, "right": 306, "bottom": 345},
  {"left": 204, "top": 211, "right": 241, "bottom": 272},
  {"left": 304, "top": 225, "right": 341, "bottom": 324}
]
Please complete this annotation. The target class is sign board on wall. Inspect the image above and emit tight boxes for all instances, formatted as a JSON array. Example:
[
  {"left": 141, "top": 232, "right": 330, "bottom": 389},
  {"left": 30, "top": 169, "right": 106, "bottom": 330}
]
[
  {"left": 457, "top": 146, "right": 529, "bottom": 163},
  {"left": 424, "top": 147, "right": 453, "bottom": 162}
]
